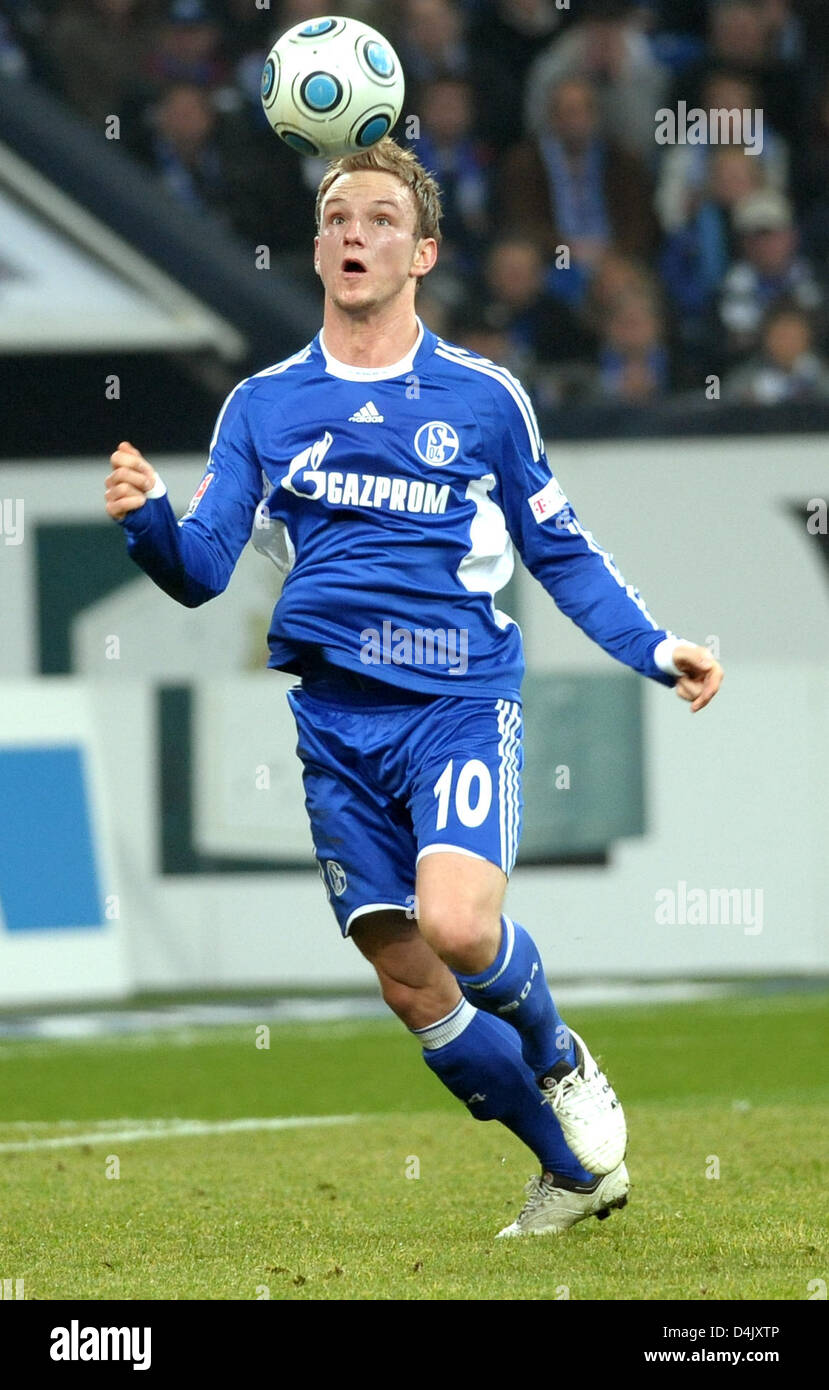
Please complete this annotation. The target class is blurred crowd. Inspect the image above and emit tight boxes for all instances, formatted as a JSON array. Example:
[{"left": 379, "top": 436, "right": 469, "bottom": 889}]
[{"left": 5, "top": 0, "right": 829, "bottom": 406}]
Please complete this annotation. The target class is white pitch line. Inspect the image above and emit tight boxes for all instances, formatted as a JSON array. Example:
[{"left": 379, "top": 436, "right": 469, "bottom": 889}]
[{"left": 0, "top": 1114, "right": 362, "bottom": 1153}]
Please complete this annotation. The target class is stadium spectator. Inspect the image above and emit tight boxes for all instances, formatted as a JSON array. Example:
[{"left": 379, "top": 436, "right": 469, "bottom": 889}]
[
  {"left": 446, "top": 295, "right": 589, "bottom": 412},
  {"left": 659, "top": 147, "right": 767, "bottom": 379},
  {"left": 127, "top": 80, "right": 281, "bottom": 246},
  {"left": 724, "top": 301, "right": 829, "bottom": 404},
  {"left": 219, "top": 0, "right": 278, "bottom": 103},
  {"left": 593, "top": 286, "right": 670, "bottom": 403},
  {"left": 480, "top": 233, "right": 596, "bottom": 370},
  {"left": 672, "top": 0, "right": 807, "bottom": 151},
  {"left": 498, "top": 75, "right": 657, "bottom": 280},
  {"left": 718, "top": 189, "right": 825, "bottom": 359},
  {"left": 466, "top": 0, "right": 568, "bottom": 150},
  {"left": 633, "top": 0, "right": 706, "bottom": 76},
  {"left": 139, "top": 82, "right": 227, "bottom": 213},
  {"left": 757, "top": 0, "right": 806, "bottom": 64},
  {"left": 580, "top": 249, "right": 658, "bottom": 341},
  {"left": 411, "top": 76, "right": 492, "bottom": 274},
  {"left": 392, "top": 0, "right": 469, "bottom": 85},
  {"left": 523, "top": 0, "right": 670, "bottom": 163},
  {"left": 706, "top": 0, "right": 770, "bottom": 69},
  {"left": 448, "top": 304, "right": 516, "bottom": 371},
  {"left": 143, "top": 0, "right": 229, "bottom": 93},
  {"left": 655, "top": 69, "right": 788, "bottom": 235},
  {"left": 45, "top": 0, "right": 155, "bottom": 129},
  {"left": 0, "top": 13, "right": 29, "bottom": 78}
]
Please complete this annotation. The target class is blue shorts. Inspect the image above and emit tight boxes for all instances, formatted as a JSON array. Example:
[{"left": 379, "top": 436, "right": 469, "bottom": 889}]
[{"left": 286, "top": 672, "right": 523, "bottom": 936}]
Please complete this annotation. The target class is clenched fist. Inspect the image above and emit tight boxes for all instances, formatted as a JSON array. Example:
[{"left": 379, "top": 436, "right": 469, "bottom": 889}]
[
  {"left": 105, "top": 442, "right": 157, "bottom": 521},
  {"left": 671, "top": 643, "right": 724, "bottom": 713}
]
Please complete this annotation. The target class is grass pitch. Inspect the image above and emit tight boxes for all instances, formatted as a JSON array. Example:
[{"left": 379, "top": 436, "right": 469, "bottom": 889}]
[{"left": 0, "top": 992, "right": 826, "bottom": 1300}]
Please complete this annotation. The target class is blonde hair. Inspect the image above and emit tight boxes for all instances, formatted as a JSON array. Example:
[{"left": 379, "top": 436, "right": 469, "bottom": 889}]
[{"left": 315, "top": 137, "right": 443, "bottom": 245}]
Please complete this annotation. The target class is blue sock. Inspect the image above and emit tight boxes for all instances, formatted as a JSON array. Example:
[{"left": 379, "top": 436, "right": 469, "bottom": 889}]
[
  {"left": 414, "top": 998, "right": 592, "bottom": 1182},
  {"left": 454, "top": 916, "right": 576, "bottom": 1078}
]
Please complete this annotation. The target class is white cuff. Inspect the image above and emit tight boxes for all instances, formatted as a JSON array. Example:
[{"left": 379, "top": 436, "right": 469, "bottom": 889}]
[
  {"left": 653, "top": 635, "right": 691, "bottom": 677},
  {"left": 146, "top": 473, "right": 167, "bottom": 499}
]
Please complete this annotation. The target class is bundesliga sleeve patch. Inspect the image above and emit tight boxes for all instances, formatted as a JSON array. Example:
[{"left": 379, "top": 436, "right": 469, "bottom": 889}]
[
  {"left": 184, "top": 472, "right": 214, "bottom": 518},
  {"left": 527, "top": 476, "right": 569, "bottom": 523}
]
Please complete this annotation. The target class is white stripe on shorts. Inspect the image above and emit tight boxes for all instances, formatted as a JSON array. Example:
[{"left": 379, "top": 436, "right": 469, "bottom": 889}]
[
  {"left": 416, "top": 843, "right": 488, "bottom": 864},
  {"left": 345, "top": 901, "right": 410, "bottom": 934},
  {"left": 495, "top": 699, "right": 521, "bottom": 873}
]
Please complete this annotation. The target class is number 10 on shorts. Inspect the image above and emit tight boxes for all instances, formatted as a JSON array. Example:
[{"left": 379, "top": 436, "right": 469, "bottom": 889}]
[
  {"left": 424, "top": 707, "right": 522, "bottom": 875},
  {"left": 433, "top": 758, "right": 493, "bottom": 829}
]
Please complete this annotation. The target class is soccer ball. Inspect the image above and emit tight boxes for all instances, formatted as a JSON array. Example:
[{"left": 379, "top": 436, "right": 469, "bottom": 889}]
[{"left": 261, "top": 15, "right": 405, "bottom": 159}]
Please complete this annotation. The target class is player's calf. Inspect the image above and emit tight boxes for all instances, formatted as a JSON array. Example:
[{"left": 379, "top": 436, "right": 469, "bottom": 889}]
[{"left": 350, "top": 910, "right": 460, "bottom": 1030}]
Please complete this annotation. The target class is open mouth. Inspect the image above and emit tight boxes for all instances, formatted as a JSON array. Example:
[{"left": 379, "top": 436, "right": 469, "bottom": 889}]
[{"left": 342, "top": 258, "right": 367, "bottom": 274}]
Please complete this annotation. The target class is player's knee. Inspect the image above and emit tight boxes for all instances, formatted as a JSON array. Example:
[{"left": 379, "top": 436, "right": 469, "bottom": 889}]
[{"left": 416, "top": 905, "right": 491, "bottom": 969}]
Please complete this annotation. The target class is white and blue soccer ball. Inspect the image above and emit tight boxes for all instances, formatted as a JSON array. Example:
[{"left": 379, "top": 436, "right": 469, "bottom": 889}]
[{"left": 261, "top": 15, "right": 405, "bottom": 159}]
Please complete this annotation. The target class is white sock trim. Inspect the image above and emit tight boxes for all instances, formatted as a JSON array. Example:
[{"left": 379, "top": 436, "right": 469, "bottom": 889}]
[
  {"left": 465, "top": 915, "right": 515, "bottom": 991},
  {"left": 412, "top": 997, "right": 476, "bottom": 1050}
]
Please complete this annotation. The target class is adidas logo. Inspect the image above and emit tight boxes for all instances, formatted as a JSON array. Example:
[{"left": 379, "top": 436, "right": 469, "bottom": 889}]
[{"left": 348, "top": 400, "right": 384, "bottom": 423}]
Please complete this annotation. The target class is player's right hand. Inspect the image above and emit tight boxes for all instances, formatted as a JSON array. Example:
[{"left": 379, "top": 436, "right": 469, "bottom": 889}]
[{"left": 105, "top": 442, "right": 157, "bottom": 521}]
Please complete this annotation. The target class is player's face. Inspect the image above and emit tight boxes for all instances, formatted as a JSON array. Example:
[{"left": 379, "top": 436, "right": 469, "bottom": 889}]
[{"left": 314, "top": 171, "right": 435, "bottom": 314}]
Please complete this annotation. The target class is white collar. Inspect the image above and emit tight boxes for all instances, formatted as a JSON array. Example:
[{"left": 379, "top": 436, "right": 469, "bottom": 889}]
[{"left": 319, "top": 319, "right": 424, "bottom": 381}]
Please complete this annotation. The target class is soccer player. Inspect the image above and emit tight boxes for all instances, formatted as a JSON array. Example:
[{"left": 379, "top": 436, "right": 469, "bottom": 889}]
[{"left": 105, "top": 139, "right": 723, "bottom": 1237}]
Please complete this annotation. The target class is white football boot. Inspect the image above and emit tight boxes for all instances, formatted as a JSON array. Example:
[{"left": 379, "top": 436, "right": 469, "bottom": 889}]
[
  {"left": 538, "top": 1028, "right": 627, "bottom": 1175},
  {"left": 496, "top": 1162, "right": 630, "bottom": 1238}
]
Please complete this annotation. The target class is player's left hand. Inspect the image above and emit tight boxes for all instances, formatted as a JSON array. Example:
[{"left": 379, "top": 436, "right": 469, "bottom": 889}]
[{"left": 671, "top": 644, "right": 724, "bottom": 713}]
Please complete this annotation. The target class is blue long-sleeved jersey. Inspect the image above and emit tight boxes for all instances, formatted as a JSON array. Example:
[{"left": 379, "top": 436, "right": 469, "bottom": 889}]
[{"left": 121, "top": 322, "right": 680, "bottom": 699}]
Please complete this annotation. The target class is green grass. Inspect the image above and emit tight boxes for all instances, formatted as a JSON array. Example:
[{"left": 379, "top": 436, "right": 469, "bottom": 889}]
[{"left": 0, "top": 994, "right": 826, "bottom": 1300}]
